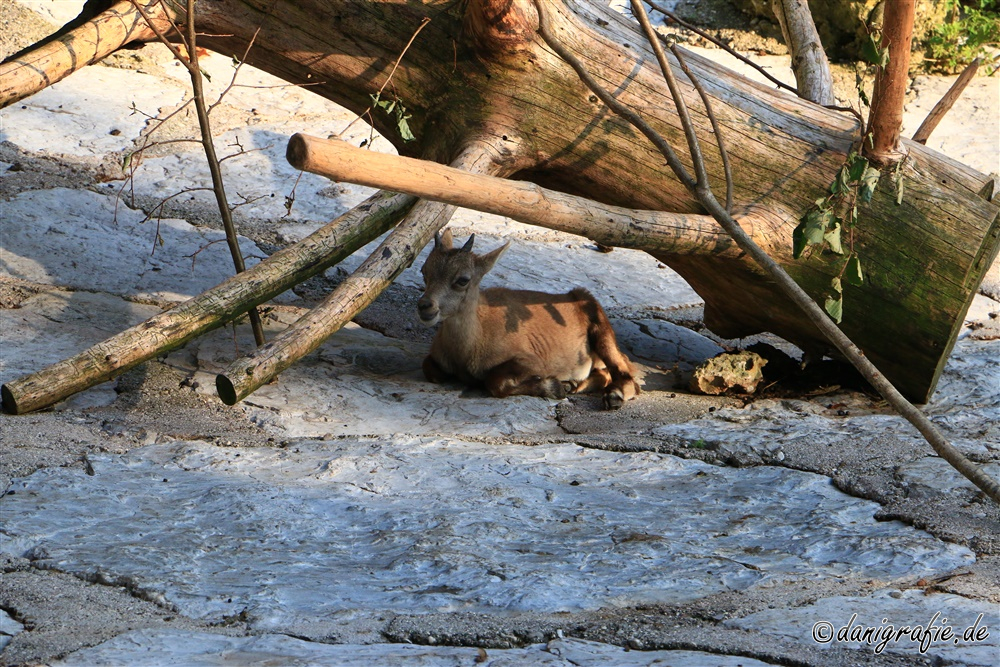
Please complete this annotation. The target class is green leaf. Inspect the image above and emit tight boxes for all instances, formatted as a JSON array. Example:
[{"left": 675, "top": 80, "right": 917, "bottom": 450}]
[
  {"left": 846, "top": 153, "right": 869, "bottom": 182},
  {"left": 201, "top": 69, "right": 211, "bottom": 82},
  {"left": 121, "top": 152, "right": 133, "bottom": 172},
  {"left": 794, "top": 207, "right": 830, "bottom": 258},
  {"left": 831, "top": 165, "right": 851, "bottom": 194},
  {"left": 858, "top": 83, "right": 871, "bottom": 108},
  {"left": 859, "top": 165, "right": 881, "bottom": 202},
  {"left": 846, "top": 254, "right": 864, "bottom": 286},
  {"left": 831, "top": 276, "right": 843, "bottom": 294},
  {"left": 395, "top": 110, "right": 416, "bottom": 142},
  {"left": 894, "top": 165, "right": 906, "bottom": 205},
  {"left": 862, "top": 33, "right": 890, "bottom": 67},
  {"left": 824, "top": 221, "right": 844, "bottom": 254},
  {"left": 805, "top": 208, "right": 831, "bottom": 240},
  {"left": 792, "top": 223, "right": 808, "bottom": 259},
  {"left": 825, "top": 294, "right": 843, "bottom": 323}
]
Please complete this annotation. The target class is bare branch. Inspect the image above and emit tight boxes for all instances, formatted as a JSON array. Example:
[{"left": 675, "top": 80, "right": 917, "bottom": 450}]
[
  {"left": 912, "top": 58, "right": 981, "bottom": 145},
  {"left": 179, "top": 0, "right": 266, "bottom": 345},
  {"left": 670, "top": 43, "right": 733, "bottom": 213}
]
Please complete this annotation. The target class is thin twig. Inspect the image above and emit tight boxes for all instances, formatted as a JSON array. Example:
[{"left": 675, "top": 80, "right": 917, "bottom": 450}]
[
  {"left": 338, "top": 16, "right": 432, "bottom": 138},
  {"left": 535, "top": 0, "right": 999, "bottom": 503},
  {"left": 645, "top": 0, "right": 797, "bottom": 94},
  {"left": 670, "top": 42, "right": 733, "bottom": 213},
  {"left": 180, "top": 0, "right": 266, "bottom": 345},
  {"left": 207, "top": 26, "right": 262, "bottom": 115}
]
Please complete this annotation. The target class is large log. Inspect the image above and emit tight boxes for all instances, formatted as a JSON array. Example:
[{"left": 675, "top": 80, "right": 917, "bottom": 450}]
[{"left": 2, "top": 0, "right": 999, "bottom": 404}]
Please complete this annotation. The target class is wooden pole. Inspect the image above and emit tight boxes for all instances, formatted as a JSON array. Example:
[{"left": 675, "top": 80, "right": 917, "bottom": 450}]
[
  {"left": 216, "top": 145, "right": 503, "bottom": 404},
  {"left": 285, "top": 133, "right": 781, "bottom": 257},
  {"left": 0, "top": 1, "right": 170, "bottom": 109},
  {"left": 866, "top": 0, "right": 916, "bottom": 164},
  {"left": 912, "top": 58, "right": 981, "bottom": 145},
  {"left": 1, "top": 192, "right": 415, "bottom": 414}
]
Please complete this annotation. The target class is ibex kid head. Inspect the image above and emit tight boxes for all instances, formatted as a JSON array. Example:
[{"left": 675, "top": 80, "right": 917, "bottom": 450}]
[{"left": 417, "top": 230, "right": 509, "bottom": 326}]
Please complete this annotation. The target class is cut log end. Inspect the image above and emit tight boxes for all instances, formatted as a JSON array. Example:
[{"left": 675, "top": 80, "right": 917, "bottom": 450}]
[
  {"left": 286, "top": 133, "right": 310, "bottom": 171},
  {"left": 215, "top": 374, "right": 240, "bottom": 406},
  {"left": 2, "top": 384, "right": 21, "bottom": 415}
]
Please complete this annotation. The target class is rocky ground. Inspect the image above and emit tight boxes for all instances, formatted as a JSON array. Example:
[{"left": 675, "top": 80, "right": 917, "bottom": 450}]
[{"left": 1, "top": 1, "right": 999, "bottom": 666}]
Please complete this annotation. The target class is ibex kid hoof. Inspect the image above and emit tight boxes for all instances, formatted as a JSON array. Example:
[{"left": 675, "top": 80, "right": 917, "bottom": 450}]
[{"left": 602, "top": 388, "right": 625, "bottom": 410}]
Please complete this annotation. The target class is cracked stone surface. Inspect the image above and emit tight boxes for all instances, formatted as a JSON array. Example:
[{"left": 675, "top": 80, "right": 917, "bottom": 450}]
[{"left": 2, "top": 1, "right": 999, "bottom": 666}]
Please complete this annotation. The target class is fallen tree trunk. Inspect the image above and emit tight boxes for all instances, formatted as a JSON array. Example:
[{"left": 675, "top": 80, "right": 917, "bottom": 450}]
[
  {"left": 0, "top": 192, "right": 416, "bottom": 414},
  {"left": 2, "top": 0, "right": 999, "bottom": 405}
]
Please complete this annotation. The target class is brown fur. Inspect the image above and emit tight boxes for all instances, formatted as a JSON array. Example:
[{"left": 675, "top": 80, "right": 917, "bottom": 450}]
[{"left": 417, "top": 230, "right": 639, "bottom": 409}]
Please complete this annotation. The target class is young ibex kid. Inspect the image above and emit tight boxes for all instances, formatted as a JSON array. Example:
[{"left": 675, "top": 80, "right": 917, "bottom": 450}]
[{"left": 417, "top": 230, "right": 639, "bottom": 409}]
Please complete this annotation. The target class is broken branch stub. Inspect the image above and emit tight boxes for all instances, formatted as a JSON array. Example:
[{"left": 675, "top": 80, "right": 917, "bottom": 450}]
[
  {"left": 770, "top": 0, "right": 835, "bottom": 105},
  {"left": 1, "top": 192, "right": 416, "bottom": 415}
]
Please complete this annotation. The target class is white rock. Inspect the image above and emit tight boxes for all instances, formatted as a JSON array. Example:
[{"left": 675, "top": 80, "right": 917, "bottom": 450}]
[
  {"left": 726, "top": 588, "right": 998, "bottom": 666},
  {"left": 2, "top": 188, "right": 265, "bottom": 302},
  {"left": 0, "top": 609, "right": 24, "bottom": 652},
  {"left": 52, "top": 630, "right": 781, "bottom": 666},
  {"left": 1, "top": 67, "right": 187, "bottom": 156},
  {"left": 0, "top": 439, "right": 972, "bottom": 631}
]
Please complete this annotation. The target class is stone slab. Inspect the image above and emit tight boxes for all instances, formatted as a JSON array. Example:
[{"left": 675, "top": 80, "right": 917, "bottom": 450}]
[
  {"left": 51, "top": 630, "right": 781, "bottom": 666},
  {"left": 1, "top": 188, "right": 264, "bottom": 302},
  {"left": 0, "top": 439, "right": 973, "bottom": 634}
]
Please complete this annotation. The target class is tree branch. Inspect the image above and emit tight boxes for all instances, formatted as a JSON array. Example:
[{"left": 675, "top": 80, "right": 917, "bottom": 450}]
[
  {"left": 0, "top": 0, "right": 172, "bottom": 109},
  {"left": 770, "top": 0, "right": 835, "bottom": 105},
  {"left": 1, "top": 192, "right": 416, "bottom": 415},
  {"left": 285, "top": 133, "right": 772, "bottom": 256},
  {"left": 912, "top": 58, "right": 981, "bottom": 145},
  {"left": 865, "top": 0, "right": 915, "bottom": 164}
]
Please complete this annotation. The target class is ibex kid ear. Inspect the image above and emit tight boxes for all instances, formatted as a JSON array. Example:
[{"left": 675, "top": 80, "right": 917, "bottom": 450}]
[
  {"left": 474, "top": 240, "right": 510, "bottom": 277},
  {"left": 461, "top": 234, "right": 475, "bottom": 252},
  {"left": 435, "top": 228, "right": 454, "bottom": 251}
]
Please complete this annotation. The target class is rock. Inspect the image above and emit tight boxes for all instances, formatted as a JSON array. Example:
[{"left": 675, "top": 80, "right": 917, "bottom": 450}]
[{"left": 690, "top": 351, "right": 768, "bottom": 395}]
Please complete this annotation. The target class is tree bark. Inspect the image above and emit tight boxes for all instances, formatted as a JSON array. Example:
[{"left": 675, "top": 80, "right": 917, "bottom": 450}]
[
  {"left": 770, "top": 0, "right": 835, "bottom": 105},
  {"left": 0, "top": 192, "right": 415, "bottom": 414},
  {"left": 866, "top": 0, "right": 916, "bottom": 164},
  {"left": 2, "top": 0, "right": 998, "bottom": 405}
]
